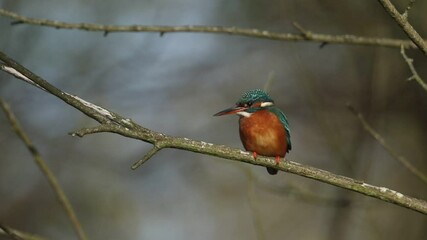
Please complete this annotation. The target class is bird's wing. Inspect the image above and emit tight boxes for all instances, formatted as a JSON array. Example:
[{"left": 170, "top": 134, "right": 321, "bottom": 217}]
[{"left": 269, "top": 107, "right": 292, "bottom": 151}]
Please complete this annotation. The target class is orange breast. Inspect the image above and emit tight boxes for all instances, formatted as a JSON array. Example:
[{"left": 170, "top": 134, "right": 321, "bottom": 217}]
[{"left": 239, "top": 110, "right": 288, "bottom": 157}]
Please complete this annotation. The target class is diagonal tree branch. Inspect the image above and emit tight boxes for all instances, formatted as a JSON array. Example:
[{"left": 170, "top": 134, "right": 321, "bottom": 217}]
[
  {"left": 348, "top": 104, "right": 427, "bottom": 184},
  {"left": 0, "top": 8, "right": 418, "bottom": 49},
  {"left": 1, "top": 50, "right": 427, "bottom": 215},
  {"left": 0, "top": 223, "right": 48, "bottom": 240},
  {"left": 400, "top": 45, "right": 427, "bottom": 92},
  {"left": 0, "top": 223, "right": 24, "bottom": 240},
  {"left": 131, "top": 144, "right": 163, "bottom": 169},
  {"left": 377, "top": 0, "right": 427, "bottom": 55},
  {"left": 0, "top": 99, "right": 88, "bottom": 240}
]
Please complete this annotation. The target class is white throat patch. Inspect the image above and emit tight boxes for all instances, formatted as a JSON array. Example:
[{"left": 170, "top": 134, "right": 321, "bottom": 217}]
[{"left": 236, "top": 111, "right": 253, "bottom": 118}]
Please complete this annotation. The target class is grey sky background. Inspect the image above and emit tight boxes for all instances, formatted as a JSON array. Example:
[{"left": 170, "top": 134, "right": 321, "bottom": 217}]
[{"left": 1, "top": 1, "right": 427, "bottom": 239}]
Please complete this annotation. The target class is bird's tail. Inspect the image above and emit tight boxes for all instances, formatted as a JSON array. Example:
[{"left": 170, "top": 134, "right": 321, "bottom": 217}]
[{"left": 266, "top": 167, "right": 278, "bottom": 175}]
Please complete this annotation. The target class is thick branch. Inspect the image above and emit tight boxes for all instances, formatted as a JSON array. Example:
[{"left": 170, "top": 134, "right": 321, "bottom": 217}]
[
  {"left": 0, "top": 64, "right": 46, "bottom": 91},
  {"left": 1, "top": 50, "right": 427, "bottom": 215},
  {"left": 377, "top": 0, "right": 427, "bottom": 55},
  {"left": 0, "top": 8, "right": 418, "bottom": 49},
  {"left": 0, "top": 99, "right": 88, "bottom": 240}
]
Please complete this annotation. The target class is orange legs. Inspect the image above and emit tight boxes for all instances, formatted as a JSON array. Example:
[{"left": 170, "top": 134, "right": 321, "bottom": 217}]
[
  {"left": 253, "top": 152, "right": 281, "bottom": 175},
  {"left": 253, "top": 152, "right": 281, "bottom": 165},
  {"left": 275, "top": 156, "right": 281, "bottom": 165}
]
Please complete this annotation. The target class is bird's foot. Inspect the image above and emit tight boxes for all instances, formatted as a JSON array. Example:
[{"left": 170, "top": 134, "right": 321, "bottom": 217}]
[
  {"left": 275, "top": 156, "right": 281, "bottom": 165},
  {"left": 252, "top": 152, "right": 258, "bottom": 159}
]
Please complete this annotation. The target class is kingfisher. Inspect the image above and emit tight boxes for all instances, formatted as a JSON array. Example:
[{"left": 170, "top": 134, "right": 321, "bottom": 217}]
[{"left": 214, "top": 89, "right": 291, "bottom": 175}]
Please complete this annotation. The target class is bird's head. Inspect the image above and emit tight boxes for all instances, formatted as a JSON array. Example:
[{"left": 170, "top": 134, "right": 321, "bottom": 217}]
[{"left": 214, "top": 89, "right": 274, "bottom": 117}]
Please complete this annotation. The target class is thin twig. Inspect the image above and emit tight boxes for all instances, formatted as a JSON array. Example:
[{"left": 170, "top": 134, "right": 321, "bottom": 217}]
[
  {"left": 377, "top": 0, "right": 427, "bottom": 55},
  {"left": 400, "top": 45, "right": 427, "bottom": 92},
  {"left": 0, "top": 223, "right": 24, "bottom": 240},
  {"left": 70, "top": 124, "right": 118, "bottom": 137},
  {"left": 132, "top": 144, "right": 163, "bottom": 169},
  {"left": 1, "top": 51, "right": 427, "bottom": 215},
  {"left": 403, "top": 0, "right": 417, "bottom": 17},
  {"left": 292, "top": 22, "right": 312, "bottom": 39},
  {"left": 0, "top": 224, "right": 48, "bottom": 240},
  {"left": 0, "top": 8, "right": 418, "bottom": 49},
  {"left": 348, "top": 104, "right": 427, "bottom": 184},
  {"left": 0, "top": 99, "right": 88, "bottom": 240}
]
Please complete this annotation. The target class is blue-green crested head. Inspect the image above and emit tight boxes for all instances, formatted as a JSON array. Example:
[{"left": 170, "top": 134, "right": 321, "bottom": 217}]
[
  {"left": 236, "top": 89, "right": 274, "bottom": 106},
  {"left": 213, "top": 89, "right": 275, "bottom": 117}
]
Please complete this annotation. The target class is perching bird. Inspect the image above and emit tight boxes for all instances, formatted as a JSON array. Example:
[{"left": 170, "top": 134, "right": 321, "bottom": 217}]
[{"left": 214, "top": 89, "right": 291, "bottom": 175}]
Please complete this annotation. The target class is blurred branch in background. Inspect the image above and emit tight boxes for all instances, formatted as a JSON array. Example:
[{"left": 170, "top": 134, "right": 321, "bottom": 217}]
[
  {"left": 348, "top": 104, "right": 427, "bottom": 184},
  {"left": 400, "top": 46, "right": 427, "bottom": 92},
  {"left": 291, "top": 51, "right": 364, "bottom": 240},
  {"left": 260, "top": 180, "right": 354, "bottom": 208},
  {"left": 0, "top": 100, "right": 88, "bottom": 240},
  {"left": 0, "top": 223, "right": 24, "bottom": 240},
  {"left": 283, "top": 186, "right": 350, "bottom": 207},
  {"left": 0, "top": 223, "right": 48, "bottom": 240},
  {"left": 0, "top": 8, "right": 419, "bottom": 49},
  {"left": 243, "top": 167, "right": 266, "bottom": 240},
  {"left": 1, "top": 50, "right": 427, "bottom": 215},
  {"left": 377, "top": 0, "right": 427, "bottom": 55},
  {"left": 243, "top": 165, "right": 356, "bottom": 240},
  {"left": 263, "top": 71, "right": 275, "bottom": 93}
]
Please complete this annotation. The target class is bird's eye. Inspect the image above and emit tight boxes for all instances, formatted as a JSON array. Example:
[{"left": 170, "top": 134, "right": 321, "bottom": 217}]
[{"left": 238, "top": 102, "right": 252, "bottom": 108}]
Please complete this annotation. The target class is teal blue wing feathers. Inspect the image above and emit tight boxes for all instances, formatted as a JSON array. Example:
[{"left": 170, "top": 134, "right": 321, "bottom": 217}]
[{"left": 268, "top": 107, "right": 292, "bottom": 152}]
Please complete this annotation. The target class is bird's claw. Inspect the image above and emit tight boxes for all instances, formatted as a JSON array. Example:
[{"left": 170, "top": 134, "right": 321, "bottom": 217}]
[
  {"left": 252, "top": 152, "right": 258, "bottom": 159},
  {"left": 275, "top": 156, "right": 281, "bottom": 165}
]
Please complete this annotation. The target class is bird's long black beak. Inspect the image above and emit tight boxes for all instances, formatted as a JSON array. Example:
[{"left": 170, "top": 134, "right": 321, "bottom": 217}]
[{"left": 213, "top": 106, "right": 247, "bottom": 116}]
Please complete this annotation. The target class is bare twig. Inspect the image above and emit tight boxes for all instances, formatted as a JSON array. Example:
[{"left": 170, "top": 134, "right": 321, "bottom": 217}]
[
  {"left": 70, "top": 124, "right": 118, "bottom": 137},
  {"left": 400, "top": 45, "right": 427, "bottom": 92},
  {"left": 1, "top": 51, "right": 427, "bottom": 214},
  {"left": 0, "top": 224, "right": 48, "bottom": 240},
  {"left": 348, "top": 104, "right": 427, "bottom": 184},
  {"left": 0, "top": 223, "right": 24, "bottom": 240},
  {"left": 0, "top": 8, "right": 418, "bottom": 49},
  {"left": 377, "top": 0, "right": 427, "bottom": 55},
  {"left": 292, "top": 22, "right": 312, "bottom": 39},
  {"left": 0, "top": 100, "right": 88, "bottom": 240},
  {"left": 404, "top": 0, "right": 417, "bottom": 17},
  {"left": 131, "top": 144, "right": 163, "bottom": 169}
]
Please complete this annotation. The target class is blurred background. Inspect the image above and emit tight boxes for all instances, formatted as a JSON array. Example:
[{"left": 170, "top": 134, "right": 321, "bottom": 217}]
[{"left": 1, "top": 0, "right": 427, "bottom": 239}]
